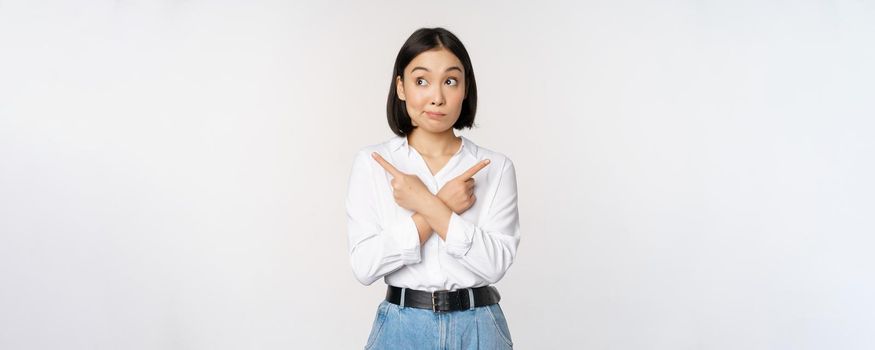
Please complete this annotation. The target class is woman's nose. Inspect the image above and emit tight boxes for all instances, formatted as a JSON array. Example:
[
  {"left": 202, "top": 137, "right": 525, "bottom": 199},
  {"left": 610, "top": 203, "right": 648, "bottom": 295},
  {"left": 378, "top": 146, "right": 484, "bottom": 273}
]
[{"left": 430, "top": 88, "right": 445, "bottom": 106}]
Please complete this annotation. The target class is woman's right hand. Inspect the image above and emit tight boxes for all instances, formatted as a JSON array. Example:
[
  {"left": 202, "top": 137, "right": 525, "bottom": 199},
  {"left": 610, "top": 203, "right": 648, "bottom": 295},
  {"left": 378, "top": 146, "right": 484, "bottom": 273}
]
[{"left": 437, "top": 159, "right": 490, "bottom": 214}]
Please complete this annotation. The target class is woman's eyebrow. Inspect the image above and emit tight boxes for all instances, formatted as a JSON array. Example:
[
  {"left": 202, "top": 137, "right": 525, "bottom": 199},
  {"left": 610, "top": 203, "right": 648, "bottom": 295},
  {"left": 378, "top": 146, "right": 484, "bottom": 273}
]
[{"left": 411, "top": 66, "right": 463, "bottom": 74}]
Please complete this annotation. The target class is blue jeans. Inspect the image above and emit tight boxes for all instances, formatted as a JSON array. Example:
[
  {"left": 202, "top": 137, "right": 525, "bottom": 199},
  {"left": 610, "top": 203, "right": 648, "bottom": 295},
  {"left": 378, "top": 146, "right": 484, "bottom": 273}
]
[{"left": 364, "top": 299, "right": 514, "bottom": 349}]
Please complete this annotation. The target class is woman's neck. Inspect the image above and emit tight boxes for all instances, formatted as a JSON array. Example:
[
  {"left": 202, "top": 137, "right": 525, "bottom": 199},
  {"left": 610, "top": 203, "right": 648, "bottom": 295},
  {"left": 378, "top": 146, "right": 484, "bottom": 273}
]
[{"left": 407, "top": 129, "right": 461, "bottom": 157}]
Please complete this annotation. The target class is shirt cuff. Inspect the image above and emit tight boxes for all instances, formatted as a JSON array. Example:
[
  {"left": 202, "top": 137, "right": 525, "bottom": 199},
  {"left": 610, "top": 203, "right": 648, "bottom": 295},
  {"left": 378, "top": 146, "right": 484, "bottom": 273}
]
[
  {"left": 445, "top": 212, "right": 476, "bottom": 258},
  {"left": 387, "top": 215, "right": 422, "bottom": 265}
]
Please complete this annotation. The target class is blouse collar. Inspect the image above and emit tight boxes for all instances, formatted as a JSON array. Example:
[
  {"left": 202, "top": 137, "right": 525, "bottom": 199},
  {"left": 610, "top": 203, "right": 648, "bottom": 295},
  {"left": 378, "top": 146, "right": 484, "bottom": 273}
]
[{"left": 389, "top": 134, "right": 478, "bottom": 159}]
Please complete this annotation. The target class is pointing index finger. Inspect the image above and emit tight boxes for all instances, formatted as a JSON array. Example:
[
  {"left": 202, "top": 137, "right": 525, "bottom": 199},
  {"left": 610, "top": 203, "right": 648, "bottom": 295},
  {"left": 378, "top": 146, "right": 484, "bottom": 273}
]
[
  {"left": 457, "top": 159, "right": 491, "bottom": 180},
  {"left": 371, "top": 152, "right": 401, "bottom": 177}
]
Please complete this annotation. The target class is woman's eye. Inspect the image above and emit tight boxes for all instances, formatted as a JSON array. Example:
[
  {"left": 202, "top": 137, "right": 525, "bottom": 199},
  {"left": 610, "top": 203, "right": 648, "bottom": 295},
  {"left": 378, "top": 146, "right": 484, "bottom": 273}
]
[
  {"left": 416, "top": 78, "right": 428, "bottom": 86},
  {"left": 445, "top": 78, "right": 458, "bottom": 86}
]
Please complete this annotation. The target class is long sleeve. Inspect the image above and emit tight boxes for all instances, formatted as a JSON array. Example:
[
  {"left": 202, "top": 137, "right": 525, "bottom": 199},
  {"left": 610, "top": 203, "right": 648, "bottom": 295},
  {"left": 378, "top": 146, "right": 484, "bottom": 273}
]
[
  {"left": 346, "top": 150, "right": 422, "bottom": 286},
  {"left": 444, "top": 158, "right": 521, "bottom": 284}
]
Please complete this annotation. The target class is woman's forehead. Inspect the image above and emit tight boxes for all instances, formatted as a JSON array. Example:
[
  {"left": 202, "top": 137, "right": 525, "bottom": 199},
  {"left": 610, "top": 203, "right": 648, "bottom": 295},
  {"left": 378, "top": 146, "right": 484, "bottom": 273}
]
[{"left": 406, "top": 48, "right": 463, "bottom": 73}]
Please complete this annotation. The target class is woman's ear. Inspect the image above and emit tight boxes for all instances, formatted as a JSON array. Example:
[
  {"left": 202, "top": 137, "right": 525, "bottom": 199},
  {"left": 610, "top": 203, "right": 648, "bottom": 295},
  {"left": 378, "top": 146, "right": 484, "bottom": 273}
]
[{"left": 395, "top": 75, "right": 406, "bottom": 101}]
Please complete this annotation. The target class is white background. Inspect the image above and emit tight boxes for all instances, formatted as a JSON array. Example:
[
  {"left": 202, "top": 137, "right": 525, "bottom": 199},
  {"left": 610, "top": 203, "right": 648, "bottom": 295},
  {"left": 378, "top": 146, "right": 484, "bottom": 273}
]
[{"left": 1, "top": 0, "right": 873, "bottom": 349}]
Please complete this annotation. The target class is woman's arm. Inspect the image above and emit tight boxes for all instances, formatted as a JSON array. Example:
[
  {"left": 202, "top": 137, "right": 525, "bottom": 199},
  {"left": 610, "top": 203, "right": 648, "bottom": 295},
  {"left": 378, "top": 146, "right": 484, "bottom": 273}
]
[
  {"left": 347, "top": 151, "right": 422, "bottom": 286},
  {"left": 421, "top": 158, "right": 521, "bottom": 284},
  {"left": 412, "top": 212, "right": 432, "bottom": 244}
]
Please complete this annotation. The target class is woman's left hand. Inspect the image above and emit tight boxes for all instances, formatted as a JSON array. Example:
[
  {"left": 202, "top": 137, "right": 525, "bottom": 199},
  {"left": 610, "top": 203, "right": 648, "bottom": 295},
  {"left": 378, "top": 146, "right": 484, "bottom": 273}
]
[{"left": 372, "top": 152, "right": 433, "bottom": 213}]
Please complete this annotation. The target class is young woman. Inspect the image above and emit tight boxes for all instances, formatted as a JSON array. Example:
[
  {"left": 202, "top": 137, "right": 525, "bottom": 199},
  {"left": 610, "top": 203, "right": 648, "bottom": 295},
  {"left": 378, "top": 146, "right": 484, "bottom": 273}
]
[{"left": 346, "top": 27, "right": 521, "bottom": 349}]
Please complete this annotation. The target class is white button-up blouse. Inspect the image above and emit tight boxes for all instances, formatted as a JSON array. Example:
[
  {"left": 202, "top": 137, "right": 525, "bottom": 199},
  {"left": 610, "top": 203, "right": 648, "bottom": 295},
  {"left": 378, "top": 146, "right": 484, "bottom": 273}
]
[{"left": 345, "top": 135, "right": 521, "bottom": 292}]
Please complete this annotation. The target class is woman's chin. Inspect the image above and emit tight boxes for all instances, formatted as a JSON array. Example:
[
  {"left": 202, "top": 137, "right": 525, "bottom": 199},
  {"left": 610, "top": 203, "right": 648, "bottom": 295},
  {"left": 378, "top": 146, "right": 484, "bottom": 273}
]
[{"left": 418, "top": 125, "right": 453, "bottom": 134}]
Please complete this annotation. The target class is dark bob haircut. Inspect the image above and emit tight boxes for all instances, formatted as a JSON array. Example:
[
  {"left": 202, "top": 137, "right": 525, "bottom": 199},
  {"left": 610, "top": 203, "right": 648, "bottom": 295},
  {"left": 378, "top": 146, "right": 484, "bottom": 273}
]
[{"left": 386, "top": 27, "right": 478, "bottom": 136}]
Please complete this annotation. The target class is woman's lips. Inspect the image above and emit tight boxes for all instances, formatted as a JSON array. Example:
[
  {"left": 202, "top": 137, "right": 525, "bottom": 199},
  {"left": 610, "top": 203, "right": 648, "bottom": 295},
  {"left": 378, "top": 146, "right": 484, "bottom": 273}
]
[{"left": 425, "top": 111, "right": 446, "bottom": 118}]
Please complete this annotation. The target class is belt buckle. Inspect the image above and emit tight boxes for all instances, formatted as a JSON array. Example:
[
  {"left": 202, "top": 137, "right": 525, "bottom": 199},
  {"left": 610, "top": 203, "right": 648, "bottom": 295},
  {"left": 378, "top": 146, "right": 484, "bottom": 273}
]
[
  {"left": 432, "top": 291, "right": 439, "bottom": 312},
  {"left": 431, "top": 290, "right": 448, "bottom": 312}
]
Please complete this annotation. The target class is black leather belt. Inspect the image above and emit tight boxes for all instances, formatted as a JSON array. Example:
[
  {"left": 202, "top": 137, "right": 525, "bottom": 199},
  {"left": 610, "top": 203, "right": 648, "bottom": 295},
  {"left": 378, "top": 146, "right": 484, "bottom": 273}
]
[{"left": 385, "top": 285, "right": 501, "bottom": 312}]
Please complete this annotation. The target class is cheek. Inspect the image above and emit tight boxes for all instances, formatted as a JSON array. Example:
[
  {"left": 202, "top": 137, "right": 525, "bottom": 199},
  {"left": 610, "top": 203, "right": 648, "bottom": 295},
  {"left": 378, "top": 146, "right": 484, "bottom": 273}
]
[
  {"left": 406, "top": 96, "right": 423, "bottom": 114},
  {"left": 404, "top": 90, "right": 425, "bottom": 107},
  {"left": 449, "top": 90, "right": 466, "bottom": 106}
]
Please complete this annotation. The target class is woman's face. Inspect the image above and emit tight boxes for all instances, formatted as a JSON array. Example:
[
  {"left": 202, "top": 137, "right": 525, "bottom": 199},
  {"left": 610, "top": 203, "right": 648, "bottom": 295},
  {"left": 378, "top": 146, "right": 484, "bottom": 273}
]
[{"left": 396, "top": 47, "right": 466, "bottom": 134}]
